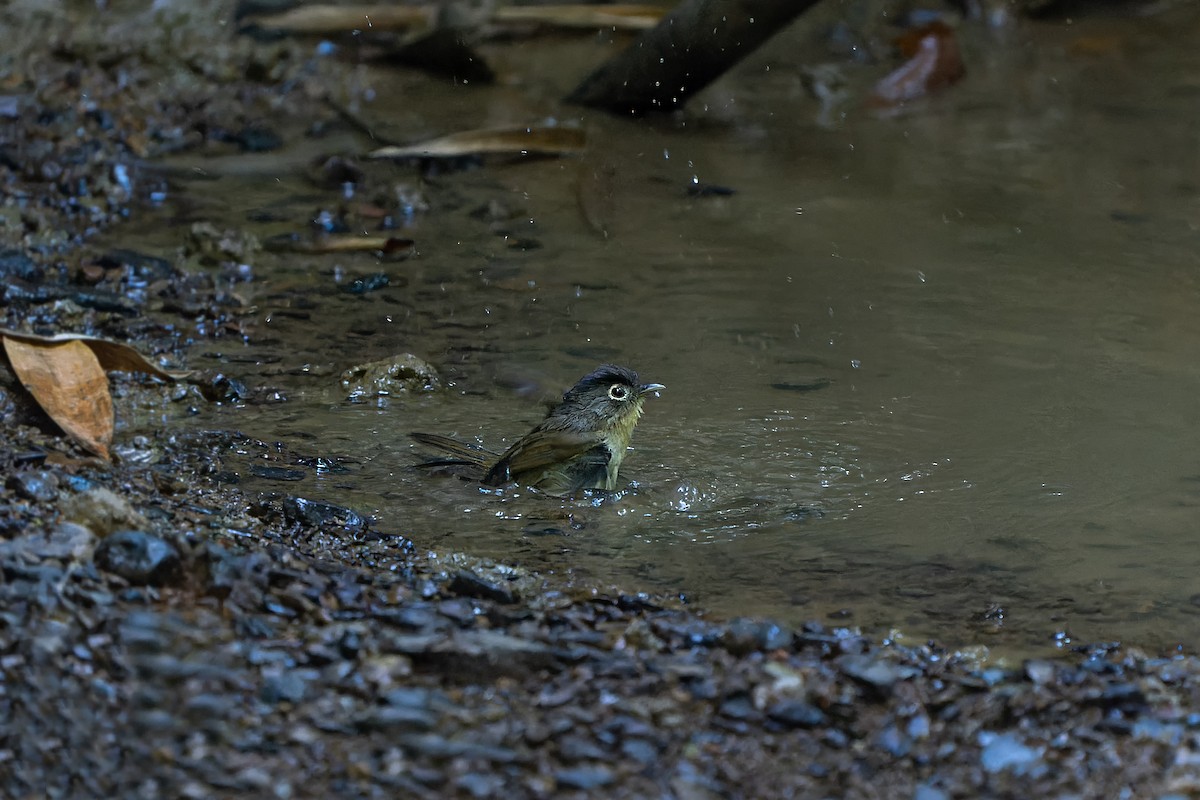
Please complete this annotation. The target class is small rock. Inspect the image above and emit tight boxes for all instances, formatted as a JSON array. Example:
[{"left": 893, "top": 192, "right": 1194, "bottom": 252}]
[
  {"left": 838, "top": 653, "right": 920, "bottom": 692},
  {"left": 1024, "top": 659, "right": 1057, "bottom": 686},
  {"left": 7, "top": 469, "right": 59, "bottom": 502},
  {"left": 0, "top": 522, "right": 95, "bottom": 562},
  {"left": 422, "top": 629, "right": 559, "bottom": 680},
  {"left": 186, "top": 221, "right": 261, "bottom": 264},
  {"left": 718, "top": 694, "right": 759, "bottom": 722},
  {"left": 94, "top": 530, "right": 182, "bottom": 586},
  {"left": 557, "top": 734, "right": 608, "bottom": 761},
  {"left": 354, "top": 705, "right": 437, "bottom": 732},
  {"left": 766, "top": 700, "right": 826, "bottom": 729},
  {"left": 722, "top": 617, "right": 793, "bottom": 654},
  {"left": 398, "top": 734, "right": 520, "bottom": 763},
  {"left": 979, "top": 731, "right": 1043, "bottom": 775},
  {"left": 914, "top": 783, "right": 950, "bottom": 800},
  {"left": 448, "top": 569, "right": 518, "bottom": 604},
  {"left": 60, "top": 487, "right": 150, "bottom": 536},
  {"left": 249, "top": 465, "right": 305, "bottom": 482},
  {"left": 620, "top": 738, "right": 659, "bottom": 765},
  {"left": 555, "top": 766, "right": 615, "bottom": 790},
  {"left": 260, "top": 669, "right": 313, "bottom": 704},
  {"left": 437, "top": 598, "right": 477, "bottom": 626},
  {"left": 282, "top": 496, "right": 367, "bottom": 532},
  {"left": 455, "top": 772, "right": 503, "bottom": 799},
  {"left": 875, "top": 725, "right": 911, "bottom": 757},
  {"left": 0, "top": 249, "right": 43, "bottom": 281},
  {"left": 340, "top": 353, "right": 440, "bottom": 400},
  {"left": 383, "top": 687, "right": 450, "bottom": 710}
]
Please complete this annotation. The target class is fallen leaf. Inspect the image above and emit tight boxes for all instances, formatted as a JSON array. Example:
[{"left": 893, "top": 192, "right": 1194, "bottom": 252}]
[
  {"left": 492, "top": 4, "right": 664, "bottom": 31},
  {"left": 3, "top": 337, "right": 113, "bottom": 459},
  {"left": 0, "top": 329, "right": 191, "bottom": 380},
  {"left": 0, "top": 330, "right": 192, "bottom": 461},
  {"left": 369, "top": 125, "right": 586, "bottom": 159},
  {"left": 265, "top": 235, "right": 415, "bottom": 257},
  {"left": 243, "top": 4, "right": 434, "bottom": 35},
  {"left": 870, "top": 21, "right": 965, "bottom": 107}
]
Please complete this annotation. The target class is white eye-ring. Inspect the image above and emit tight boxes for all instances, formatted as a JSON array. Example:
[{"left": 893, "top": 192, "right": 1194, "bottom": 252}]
[{"left": 608, "top": 384, "right": 630, "bottom": 401}]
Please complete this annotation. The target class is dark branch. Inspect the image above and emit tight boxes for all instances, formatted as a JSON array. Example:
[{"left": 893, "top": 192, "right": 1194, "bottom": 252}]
[{"left": 565, "top": 0, "right": 822, "bottom": 115}]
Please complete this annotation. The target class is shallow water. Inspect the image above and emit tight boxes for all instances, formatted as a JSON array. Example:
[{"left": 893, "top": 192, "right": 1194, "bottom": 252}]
[{"left": 112, "top": 8, "right": 1200, "bottom": 653}]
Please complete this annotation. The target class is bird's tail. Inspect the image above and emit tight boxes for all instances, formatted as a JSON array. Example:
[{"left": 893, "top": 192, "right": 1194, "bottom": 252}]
[{"left": 410, "top": 432, "right": 497, "bottom": 470}]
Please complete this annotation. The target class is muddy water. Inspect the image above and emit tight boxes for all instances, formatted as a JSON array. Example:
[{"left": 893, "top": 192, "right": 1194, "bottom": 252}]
[{"left": 113, "top": 10, "right": 1200, "bottom": 653}]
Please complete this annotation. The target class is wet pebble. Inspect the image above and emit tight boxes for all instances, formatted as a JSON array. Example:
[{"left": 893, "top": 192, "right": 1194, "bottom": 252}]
[
  {"left": 0, "top": 522, "right": 95, "bottom": 562},
  {"left": 555, "top": 766, "right": 615, "bottom": 790},
  {"left": 60, "top": 487, "right": 150, "bottom": 536},
  {"left": 375, "top": 603, "right": 443, "bottom": 631},
  {"left": 838, "top": 653, "right": 921, "bottom": 692},
  {"left": 7, "top": 469, "right": 59, "bottom": 503},
  {"left": 398, "top": 734, "right": 520, "bottom": 763},
  {"left": 339, "top": 272, "right": 389, "bottom": 294},
  {"left": 558, "top": 734, "right": 608, "bottom": 761},
  {"left": 437, "top": 598, "right": 478, "bottom": 626},
  {"left": 383, "top": 686, "right": 449, "bottom": 709},
  {"left": 620, "top": 738, "right": 659, "bottom": 765},
  {"left": 94, "top": 530, "right": 182, "bottom": 586},
  {"left": 652, "top": 616, "right": 724, "bottom": 648},
  {"left": 766, "top": 700, "right": 826, "bottom": 729},
  {"left": 914, "top": 784, "right": 950, "bottom": 800},
  {"left": 718, "top": 694, "right": 760, "bottom": 722},
  {"left": 875, "top": 724, "right": 912, "bottom": 757},
  {"left": 355, "top": 704, "right": 438, "bottom": 732},
  {"left": 282, "top": 495, "right": 367, "bottom": 532},
  {"left": 95, "top": 248, "right": 174, "bottom": 282},
  {"left": 979, "top": 731, "right": 1043, "bottom": 775},
  {"left": 455, "top": 772, "right": 504, "bottom": 799},
  {"left": 340, "top": 353, "right": 440, "bottom": 400},
  {"left": 260, "top": 669, "right": 314, "bottom": 704},
  {"left": 249, "top": 465, "right": 305, "bottom": 482},
  {"left": 524, "top": 717, "right": 573, "bottom": 746},
  {"left": 1024, "top": 659, "right": 1057, "bottom": 685},
  {"left": 448, "top": 569, "right": 518, "bottom": 604},
  {"left": 0, "top": 249, "right": 43, "bottom": 281},
  {"left": 722, "top": 617, "right": 793, "bottom": 654}
]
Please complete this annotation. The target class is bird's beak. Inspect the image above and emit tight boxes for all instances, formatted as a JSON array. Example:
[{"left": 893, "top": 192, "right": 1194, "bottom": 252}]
[{"left": 640, "top": 382, "right": 665, "bottom": 396}]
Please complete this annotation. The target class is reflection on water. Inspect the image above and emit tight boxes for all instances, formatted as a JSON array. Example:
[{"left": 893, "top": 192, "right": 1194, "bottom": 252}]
[{"left": 114, "top": 9, "right": 1200, "bottom": 654}]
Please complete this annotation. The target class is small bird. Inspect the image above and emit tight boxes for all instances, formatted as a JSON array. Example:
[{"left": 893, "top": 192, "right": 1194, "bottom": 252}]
[{"left": 412, "top": 364, "right": 664, "bottom": 494}]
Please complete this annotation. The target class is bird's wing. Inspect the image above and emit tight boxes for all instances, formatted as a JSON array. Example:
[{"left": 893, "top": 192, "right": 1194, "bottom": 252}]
[
  {"left": 542, "top": 443, "right": 613, "bottom": 493},
  {"left": 410, "top": 432, "right": 497, "bottom": 468},
  {"left": 483, "top": 428, "right": 604, "bottom": 486}
]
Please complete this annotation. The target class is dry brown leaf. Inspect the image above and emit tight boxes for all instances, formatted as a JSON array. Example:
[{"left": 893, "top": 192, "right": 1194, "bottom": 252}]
[
  {"left": 244, "top": 3, "right": 434, "bottom": 34},
  {"left": 275, "top": 235, "right": 415, "bottom": 256},
  {"left": 0, "top": 329, "right": 191, "bottom": 380},
  {"left": 369, "top": 125, "right": 586, "bottom": 159},
  {"left": 492, "top": 4, "right": 664, "bottom": 30},
  {"left": 3, "top": 337, "right": 113, "bottom": 459}
]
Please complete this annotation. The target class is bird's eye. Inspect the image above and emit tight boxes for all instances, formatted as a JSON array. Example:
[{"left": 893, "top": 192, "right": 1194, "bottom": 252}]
[{"left": 608, "top": 384, "right": 629, "bottom": 401}]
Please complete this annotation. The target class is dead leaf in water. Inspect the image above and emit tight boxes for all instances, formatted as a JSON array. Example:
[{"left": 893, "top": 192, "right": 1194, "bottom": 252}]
[
  {"left": 2, "top": 337, "right": 113, "bottom": 460},
  {"left": 265, "top": 234, "right": 415, "bottom": 258},
  {"left": 369, "top": 126, "right": 586, "bottom": 159},
  {"left": 0, "top": 330, "right": 191, "bottom": 381},
  {"left": 243, "top": 3, "right": 434, "bottom": 35},
  {"left": 492, "top": 4, "right": 664, "bottom": 31},
  {"left": 870, "top": 21, "right": 965, "bottom": 107},
  {"left": 0, "top": 329, "right": 192, "bottom": 460}
]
